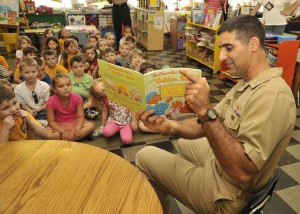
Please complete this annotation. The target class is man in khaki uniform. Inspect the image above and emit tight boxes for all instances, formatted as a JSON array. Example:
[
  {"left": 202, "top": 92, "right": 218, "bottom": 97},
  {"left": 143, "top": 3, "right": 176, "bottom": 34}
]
[{"left": 135, "top": 15, "right": 296, "bottom": 213}]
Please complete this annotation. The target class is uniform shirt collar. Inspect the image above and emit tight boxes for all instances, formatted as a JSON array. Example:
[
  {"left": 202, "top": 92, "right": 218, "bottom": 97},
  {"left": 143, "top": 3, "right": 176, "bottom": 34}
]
[{"left": 235, "top": 67, "right": 283, "bottom": 92}]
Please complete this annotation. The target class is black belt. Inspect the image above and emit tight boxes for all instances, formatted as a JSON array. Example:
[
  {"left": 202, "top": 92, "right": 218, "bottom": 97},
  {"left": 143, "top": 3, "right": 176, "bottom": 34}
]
[{"left": 113, "top": 2, "right": 127, "bottom": 6}]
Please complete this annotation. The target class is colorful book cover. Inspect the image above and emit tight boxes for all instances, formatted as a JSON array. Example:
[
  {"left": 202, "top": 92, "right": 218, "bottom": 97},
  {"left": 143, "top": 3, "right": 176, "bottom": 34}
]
[{"left": 98, "top": 59, "right": 202, "bottom": 115}]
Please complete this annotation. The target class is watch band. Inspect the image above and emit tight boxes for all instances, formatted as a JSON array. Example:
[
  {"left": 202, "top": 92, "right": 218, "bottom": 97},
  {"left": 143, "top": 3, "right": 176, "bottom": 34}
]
[{"left": 197, "top": 109, "right": 217, "bottom": 124}]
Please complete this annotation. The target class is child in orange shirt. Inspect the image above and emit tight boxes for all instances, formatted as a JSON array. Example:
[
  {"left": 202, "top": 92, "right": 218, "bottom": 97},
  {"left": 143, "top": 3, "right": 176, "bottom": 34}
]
[
  {"left": 0, "top": 85, "right": 47, "bottom": 142},
  {"left": 59, "top": 38, "right": 81, "bottom": 71},
  {"left": 43, "top": 50, "right": 68, "bottom": 79},
  {"left": 58, "top": 27, "right": 70, "bottom": 51}
]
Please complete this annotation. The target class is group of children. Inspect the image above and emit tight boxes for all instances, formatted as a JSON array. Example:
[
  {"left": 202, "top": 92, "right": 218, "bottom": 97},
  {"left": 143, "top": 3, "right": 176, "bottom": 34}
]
[{"left": 0, "top": 26, "right": 158, "bottom": 145}]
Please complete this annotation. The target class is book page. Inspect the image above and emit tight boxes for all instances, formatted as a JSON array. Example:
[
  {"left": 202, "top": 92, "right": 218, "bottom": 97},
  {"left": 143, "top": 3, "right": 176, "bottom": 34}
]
[
  {"left": 144, "top": 68, "right": 202, "bottom": 115},
  {"left": 98, "top": 60, "right": 146, "bottom": 112}
]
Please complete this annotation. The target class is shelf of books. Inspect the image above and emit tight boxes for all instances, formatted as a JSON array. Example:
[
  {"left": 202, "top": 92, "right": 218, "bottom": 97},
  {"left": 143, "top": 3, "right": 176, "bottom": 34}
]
[
  {"left": 185, "top": 19, "right": 221, "bottom": 74},
  {"left": 134, "top": 8, "right": 164, "bottom": 50}
]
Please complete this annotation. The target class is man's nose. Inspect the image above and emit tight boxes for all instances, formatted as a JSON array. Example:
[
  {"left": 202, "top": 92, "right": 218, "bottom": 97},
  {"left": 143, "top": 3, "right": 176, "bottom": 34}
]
[{"left": 219, "top": 49, "right": 228, "bottom": 61}]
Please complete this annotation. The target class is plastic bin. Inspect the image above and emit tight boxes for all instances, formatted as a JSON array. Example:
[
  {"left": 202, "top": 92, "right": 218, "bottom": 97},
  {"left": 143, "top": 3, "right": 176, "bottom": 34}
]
[
  {"left": 2, "top": 33, "right": 17, "bottom": 53},
  {"left": 277, "top": 34, "right": 297, "bottom": 44}
]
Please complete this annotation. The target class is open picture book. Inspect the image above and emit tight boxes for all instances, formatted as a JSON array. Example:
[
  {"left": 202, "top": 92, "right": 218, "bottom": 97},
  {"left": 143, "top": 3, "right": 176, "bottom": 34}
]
[{"left": 98, "top": 60, "right": 202, "bottom": 115}]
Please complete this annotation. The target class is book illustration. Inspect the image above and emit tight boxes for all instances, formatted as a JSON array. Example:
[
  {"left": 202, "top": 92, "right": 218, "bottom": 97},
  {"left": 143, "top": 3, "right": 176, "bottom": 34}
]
[{"left": 98, "top": 59, "right": 202, "bottom": 115}]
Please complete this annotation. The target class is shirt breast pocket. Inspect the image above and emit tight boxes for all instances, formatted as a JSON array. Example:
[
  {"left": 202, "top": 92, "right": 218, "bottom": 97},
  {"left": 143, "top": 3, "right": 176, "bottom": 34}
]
[{"left": 227, "top": 114, "right": 241, "bottom": 133}]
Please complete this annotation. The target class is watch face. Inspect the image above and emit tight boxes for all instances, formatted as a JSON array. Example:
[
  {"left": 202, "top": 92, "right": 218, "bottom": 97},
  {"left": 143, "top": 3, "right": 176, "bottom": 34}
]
[{"left": 208, "top": 109, "right": 217, "bottom": 120}]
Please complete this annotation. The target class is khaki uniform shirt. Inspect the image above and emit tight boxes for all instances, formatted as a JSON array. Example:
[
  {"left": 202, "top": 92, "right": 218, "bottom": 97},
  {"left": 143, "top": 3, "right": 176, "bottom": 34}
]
[{"left": 212, "top": 67, "right": 296, "bottom": 212}]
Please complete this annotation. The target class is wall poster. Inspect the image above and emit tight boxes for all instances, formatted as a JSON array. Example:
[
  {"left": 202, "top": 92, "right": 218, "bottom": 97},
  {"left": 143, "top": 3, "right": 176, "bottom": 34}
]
[{"left": 0, "top": 0, "right": 19, "bottom": 26}]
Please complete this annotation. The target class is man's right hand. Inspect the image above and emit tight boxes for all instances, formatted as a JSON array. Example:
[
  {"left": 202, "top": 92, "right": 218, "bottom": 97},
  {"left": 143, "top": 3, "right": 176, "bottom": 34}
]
[{"left": 136, "top": 110, "right": 176, "bottom": 135}]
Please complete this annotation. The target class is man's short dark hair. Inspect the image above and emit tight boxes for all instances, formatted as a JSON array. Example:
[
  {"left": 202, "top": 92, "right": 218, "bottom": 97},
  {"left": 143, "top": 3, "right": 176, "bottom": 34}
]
[
  {"left": 23, "top": 46, "right": 38, "bottom": 56},
  {"left": 70, "top": 55, "right": 84, "bottom": 67},
  {"left": 217, "top": 15, "right": 265, "bottom": 48}
]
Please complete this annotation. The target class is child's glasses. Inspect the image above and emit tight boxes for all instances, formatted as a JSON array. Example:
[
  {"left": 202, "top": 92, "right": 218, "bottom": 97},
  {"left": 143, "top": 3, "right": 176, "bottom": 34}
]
[{"left": 32, "top": 91, "right": 39, "bottom": 104}]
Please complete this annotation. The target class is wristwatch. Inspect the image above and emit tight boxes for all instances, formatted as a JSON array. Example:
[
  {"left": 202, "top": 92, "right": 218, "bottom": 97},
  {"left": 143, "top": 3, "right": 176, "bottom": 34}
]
[{"left": 197, "top": 109, "right": 217, "bottom": 124}]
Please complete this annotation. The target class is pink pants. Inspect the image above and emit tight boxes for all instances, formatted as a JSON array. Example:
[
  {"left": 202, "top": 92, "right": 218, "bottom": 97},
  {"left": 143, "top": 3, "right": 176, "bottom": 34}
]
[{"left": 102, "top": 121, "right": 133, "bottom": 144}]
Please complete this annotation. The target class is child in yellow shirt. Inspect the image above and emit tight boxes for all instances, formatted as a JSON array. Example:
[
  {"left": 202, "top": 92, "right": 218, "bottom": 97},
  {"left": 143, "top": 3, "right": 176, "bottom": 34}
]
[
  {"left": 0, "top": 85, "right": 47, "bottom": 142},
  {"left": 43, "top": 50, "right": 68, "bottom": 79},
  {"left": 13, "top": 46, "right": 38, "bottom": 84}
]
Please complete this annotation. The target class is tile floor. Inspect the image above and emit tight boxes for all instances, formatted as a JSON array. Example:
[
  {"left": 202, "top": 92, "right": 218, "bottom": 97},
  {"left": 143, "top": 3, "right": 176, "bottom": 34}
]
[{"left": 1, "top": 47, "right": 300, "bottom": 214}]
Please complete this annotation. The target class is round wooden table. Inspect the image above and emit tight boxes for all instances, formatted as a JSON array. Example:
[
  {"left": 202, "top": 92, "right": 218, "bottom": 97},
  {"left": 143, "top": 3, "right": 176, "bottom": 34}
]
[{"left": 0, "top": 140, "right": 162, "bottom": 213}]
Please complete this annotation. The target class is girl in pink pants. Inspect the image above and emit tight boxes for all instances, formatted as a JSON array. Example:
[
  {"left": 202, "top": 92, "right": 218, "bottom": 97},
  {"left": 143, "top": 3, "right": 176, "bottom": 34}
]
[{"left": 91, "top": 80, "right": 137, "bottom": 144}]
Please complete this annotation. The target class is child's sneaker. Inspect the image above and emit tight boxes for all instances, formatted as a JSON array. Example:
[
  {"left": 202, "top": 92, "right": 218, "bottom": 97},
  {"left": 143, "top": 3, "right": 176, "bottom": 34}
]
[
  {"left": 84, "top": 109, "right": 99, "bottom": 120},
  {"left": 92, "top": 126, "right": 103, "bottom": 138}
]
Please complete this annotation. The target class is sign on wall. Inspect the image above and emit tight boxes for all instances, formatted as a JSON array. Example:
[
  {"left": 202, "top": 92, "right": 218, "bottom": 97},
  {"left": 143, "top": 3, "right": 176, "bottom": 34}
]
[{"left": 0, "top": 0, "right": 19, "bottom": 26}]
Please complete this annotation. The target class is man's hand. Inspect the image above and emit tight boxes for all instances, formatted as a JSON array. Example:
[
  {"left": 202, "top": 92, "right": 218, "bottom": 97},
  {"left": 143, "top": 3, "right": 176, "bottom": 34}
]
[
  {"left": 180, "top": 69, "right": 211, "bottom": 117},
  {"left": 107, "top": 0, "right": 113, "bottom": 4},
  {"left": 136, "top": 110, "right": 176, "bottom": 135},
  {"left": 2, "top": 116, "right": 16, "bottom": 132}
]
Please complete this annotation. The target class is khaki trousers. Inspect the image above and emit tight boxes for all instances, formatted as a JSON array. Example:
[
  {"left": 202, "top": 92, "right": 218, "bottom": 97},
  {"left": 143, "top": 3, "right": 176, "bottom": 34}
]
[{"left": 136, "top": 138, "right": 248, "bottom": 213}]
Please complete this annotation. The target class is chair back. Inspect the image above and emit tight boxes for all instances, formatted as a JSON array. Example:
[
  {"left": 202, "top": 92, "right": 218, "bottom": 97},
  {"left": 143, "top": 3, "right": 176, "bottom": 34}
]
[{"left": 241, "top": 170, "right": 281, "bottom": 214}]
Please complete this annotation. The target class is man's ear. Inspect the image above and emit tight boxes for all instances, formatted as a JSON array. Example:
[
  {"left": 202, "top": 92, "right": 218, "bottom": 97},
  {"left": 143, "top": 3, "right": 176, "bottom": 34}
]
[{"left": 249, "top": 37, "right": 260, "bottom": 52}]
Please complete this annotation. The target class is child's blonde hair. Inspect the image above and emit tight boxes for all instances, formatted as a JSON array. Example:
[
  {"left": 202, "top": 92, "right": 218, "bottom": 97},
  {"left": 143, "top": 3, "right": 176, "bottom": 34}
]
[
  {"left": 19, "top": 58, "right": 38, "bottom": 72},
  {"left": 129, "top": 49, "right": 143, "bottom": 61},
  {"left": 104, "top": 32, "right": 115, "bottom": 39},
  {"left": 119, "top": 41, "right": 130, "bottom": 48},
  {"left": 89, "top": 78, "right": 104, "bottom": 105},
  {"left": 16, "top": 36, "right": 32, "bottom": 50},
  {"left": 94, "top": 32, "right": 102, "bottom": 39}
]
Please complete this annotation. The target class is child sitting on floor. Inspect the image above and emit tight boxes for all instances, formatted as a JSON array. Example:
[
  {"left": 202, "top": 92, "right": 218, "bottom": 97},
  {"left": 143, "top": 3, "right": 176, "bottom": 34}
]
[
  {"left": 104, "top": 32, "right": 115, "bottom": 48},
  {"left": 83, "top": 45, "right": 99, "bottom": 79},
  {"left": 15, "top": 36, "right": 32, "bottom": 65},
  {"left": 116, "top": 41, "right": 131, "bottom": 67},
  {"left": 119, "top": 26, "right": 133, "bottom": 43},
  {"left": 125, "top": 36, "right": 137, "bottom": 51},
  {"left": 0, "top": 85, "right": 47, "bottom": 142},
  {"left": 128, "top": 49, "right": 145, "bottom": 71},
  {"left": 69, "top": 55, "right": 93, "bottom": 101},
  {"left": 60, "top": 38, "right": 81, "bottom": 71},
  {"left": 91, "top": 80, "right": 137, "bottom": 144},
  {"left": 43, "top": 50, "right": 68, "bottom": 79},
  {"left": 34, "top": 57, "right": 51, "bottom": 85},
  {"left": 13, "top": 46, "right": 38, "bottom": 84},
  {"left": 97, "top": 39, "right": 108, "bottom": 60},
  {"left": 14, "top": 58, "right": 50, "bottom": 127},
  {"left": 46, "top": 73, "right": 95, "bottom": 141}
]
